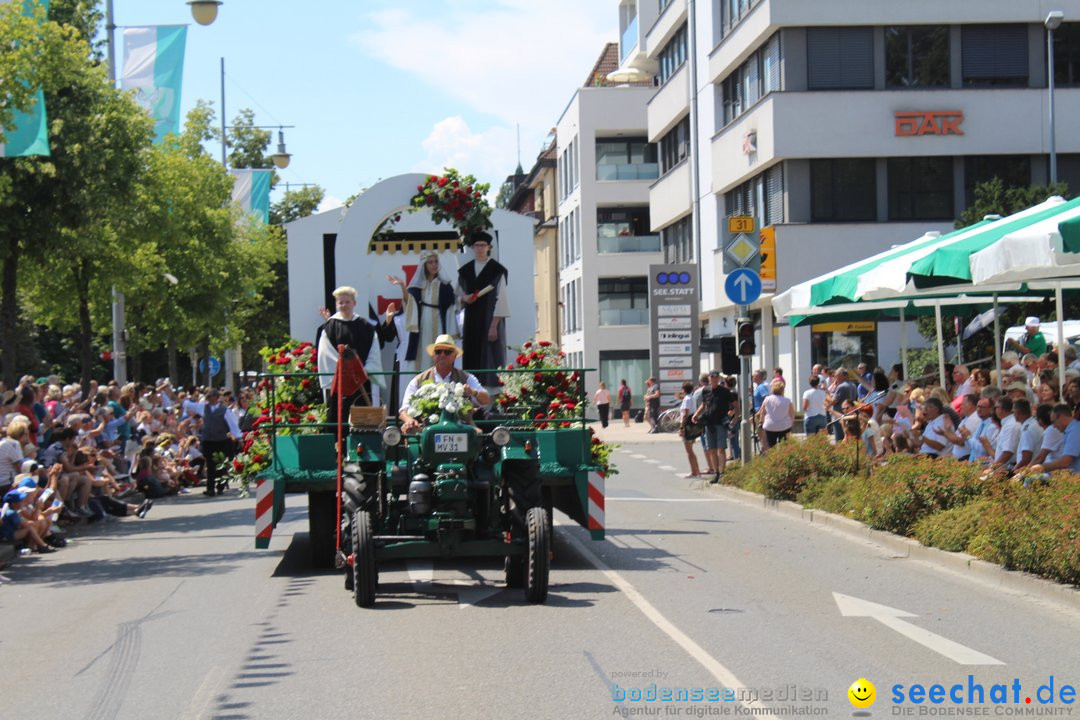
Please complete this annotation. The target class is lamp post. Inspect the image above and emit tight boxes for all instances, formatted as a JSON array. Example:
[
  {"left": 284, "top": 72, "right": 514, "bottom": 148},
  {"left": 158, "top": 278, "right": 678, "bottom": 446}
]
[
  {"left": 1046, "top": 10, "right": 1064, "bottom": 185},
  {"left": 105, "top": 0, "right": 221, "bottom": 384}
]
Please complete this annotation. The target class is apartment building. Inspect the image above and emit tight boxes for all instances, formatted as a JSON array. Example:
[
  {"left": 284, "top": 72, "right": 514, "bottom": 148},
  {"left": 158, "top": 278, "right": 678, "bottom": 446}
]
[
  {"left": 621, "top": 0, "right": 1080, "bottom": 397},
  {"left": 555, "top": 43, "right": 660, "bottom": 403}
]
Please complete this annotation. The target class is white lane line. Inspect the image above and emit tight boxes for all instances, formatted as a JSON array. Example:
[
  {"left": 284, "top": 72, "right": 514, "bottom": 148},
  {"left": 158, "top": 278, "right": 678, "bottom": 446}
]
[
  {"left": 185, "top": 666, "right": 224, "bottom": 720},
  {"left": 607, "top": 497, "right": 726, "bottom": 502},
  {"left": 560, "top": 529, "right": 778, "bottom": 719},
  {"left": 659, "top": 465, "right": 678, "bottom": 472},
  {"left": 644, "top": 459, "right": 660, "bottom": 464},
  {"left": 406, "top": 561, "right": 434, "bottom": 584},
  {"left": 630, "top": 453, "right": 648, "bottom": 459}
]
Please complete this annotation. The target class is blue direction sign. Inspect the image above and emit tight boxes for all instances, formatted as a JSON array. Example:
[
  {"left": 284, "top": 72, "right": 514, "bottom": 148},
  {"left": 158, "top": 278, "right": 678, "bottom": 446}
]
[
  {"left": 724, "top": 268, "right": 762, "bottom": 306},
  {"left": 198, "top": 356, "right": 222, "bottom": 377}
]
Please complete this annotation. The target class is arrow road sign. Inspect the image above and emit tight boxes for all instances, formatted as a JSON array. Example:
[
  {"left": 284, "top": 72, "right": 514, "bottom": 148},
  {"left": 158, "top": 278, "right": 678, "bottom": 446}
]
[
  {"left": 833, "top": 592, "right": 1004, "bottom": 665},
  {"left": 724, "top": 268, "right": 762, "bottom": 306}
]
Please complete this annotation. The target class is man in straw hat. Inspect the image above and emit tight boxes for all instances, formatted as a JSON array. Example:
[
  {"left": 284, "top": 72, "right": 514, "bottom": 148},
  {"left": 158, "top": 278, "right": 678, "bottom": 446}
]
[{"left": 399, "top": 334, "right": 490, "bottom": 434}]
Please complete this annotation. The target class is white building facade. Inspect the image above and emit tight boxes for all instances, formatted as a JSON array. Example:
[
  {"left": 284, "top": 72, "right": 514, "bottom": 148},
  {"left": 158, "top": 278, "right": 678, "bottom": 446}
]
[
  {"left": 556, "top": 82, "right": 661, "bottom": 405},
  {"left": 622, "top": 0, "right": 1080, "bottom": 398}
]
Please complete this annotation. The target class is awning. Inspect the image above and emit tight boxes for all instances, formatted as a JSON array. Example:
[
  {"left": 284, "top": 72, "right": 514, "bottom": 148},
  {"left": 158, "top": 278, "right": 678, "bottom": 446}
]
[{"left": 968, "top": 202, "right": 1080, "bottom": 285}]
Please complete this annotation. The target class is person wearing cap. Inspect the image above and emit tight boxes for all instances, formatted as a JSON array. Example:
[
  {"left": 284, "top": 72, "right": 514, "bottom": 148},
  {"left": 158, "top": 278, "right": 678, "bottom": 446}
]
[
  {"left": 399, "top": 334, "right": 489, "bottom": 434},
  {"left": 316, "top": 285, "right": 385, "bottom": 425},
  {"left": 1, "top": 486, "right": 54, "bottom": 552},
  {"left": 457, "top": 230, "right": 509, "bottom": 386},
  {"left": 692, "top": 370, "right": 739, "bottom": 483},
  {"left": 1008, "top": 317, "right": 1047, "bottom": 358}
]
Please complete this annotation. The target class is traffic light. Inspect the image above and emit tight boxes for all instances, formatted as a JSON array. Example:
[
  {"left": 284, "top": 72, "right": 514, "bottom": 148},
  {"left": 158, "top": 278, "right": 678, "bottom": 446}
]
[{"left": 736, "top": 318, "right": 755, "bottom": 356}]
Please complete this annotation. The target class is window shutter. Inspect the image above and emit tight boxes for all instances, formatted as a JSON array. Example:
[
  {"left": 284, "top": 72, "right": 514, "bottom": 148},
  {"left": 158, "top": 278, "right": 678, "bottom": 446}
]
[
  {"left": 808, "top": 27, "right": 873, "bottom": 89},
  {"left": 962, "top": 25, "right": 1027, "bottom": 81},
  {"left": 763, "top": 33, "right": 782, "bottom": 93},
  {"left": 765, "top": 165, "right": 784, "bottom": 225}
]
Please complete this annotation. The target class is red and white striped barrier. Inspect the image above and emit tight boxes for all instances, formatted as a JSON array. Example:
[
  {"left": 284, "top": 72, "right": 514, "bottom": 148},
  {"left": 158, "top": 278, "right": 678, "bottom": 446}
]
[
  {"left": 255, "top": 477, "right": 274, "bottom": 548},
  {"left": 587, "top": 470, "right": 605, "bottom": 539}
]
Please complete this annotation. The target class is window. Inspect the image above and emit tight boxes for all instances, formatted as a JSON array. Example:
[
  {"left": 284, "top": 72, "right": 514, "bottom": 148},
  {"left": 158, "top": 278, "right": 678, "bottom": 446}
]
[
  {"left": 659, "top": 117, "right": 690, "bottom": 175},
  {"left": 596, "top": 138, "right": 659, "bottom": 181},
  {"left": 598, "top": 207, "right": 660, "bottom": 253},
  {"left": 717, "top": 0, "right": 762, "bottom": 41},
  {"left": 724, "top": 164, "right": 785, "bottom": 226},
  {"left": 962, "top": 25, "right": 1028, "bottom": 87},
  {"left": 885, "top": 26, "right": 949, "bottom": 88},
  {"left": 658, "top": 24, "right": 688, "bottom": 86},
  {"left": 558, "top": 139, "right": 578, "bottom": 200},
  {"left": 1053, "top": 22, "right": 1080, "bottom": 86},
  {"left": 598, "top": 277, "right": 649, "bottom": 326},
  {"left": 599, "top": 352, "right": 650, "bottom": 407},
  {"left": 888, "top": 157, "right": 954, "bottom": 221},
  {"left": 964, "top": 156, "right": 1031, "bottom": 207},
  {"left": 811, "top": 159, "right": 877, "bottom": 222},
  {"left": 661, "top": 216, "right": 693, "bottom": 264},
  {"left": 807, "top": 27, "right": 874, "bottom": 90},
  {"left": 721, "top": 33, "right": 782, "bottom": 126}
]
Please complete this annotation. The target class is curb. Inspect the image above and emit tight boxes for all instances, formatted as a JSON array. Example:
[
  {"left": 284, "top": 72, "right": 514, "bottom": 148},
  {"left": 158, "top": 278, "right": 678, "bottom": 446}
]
[{"left": 708, "top": 483, "right": 1080, "bottom": 613}]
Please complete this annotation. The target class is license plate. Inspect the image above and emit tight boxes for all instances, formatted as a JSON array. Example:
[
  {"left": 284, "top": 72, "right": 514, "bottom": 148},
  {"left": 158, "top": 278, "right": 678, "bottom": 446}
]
[{"left": 433, "top": 433, "right": 467, "bottom": 453}]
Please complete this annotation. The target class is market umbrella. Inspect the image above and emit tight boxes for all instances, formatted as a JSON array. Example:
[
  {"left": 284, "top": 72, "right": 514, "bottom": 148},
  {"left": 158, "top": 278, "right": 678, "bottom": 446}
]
[{"left": 968, "top": 202, "right": 1080, "bottom": 285}]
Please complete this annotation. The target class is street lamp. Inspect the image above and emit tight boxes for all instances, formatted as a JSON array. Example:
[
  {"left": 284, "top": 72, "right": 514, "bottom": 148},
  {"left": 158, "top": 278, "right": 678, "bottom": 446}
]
[
  {"left": 187, "top": 0, "right": 222, "bottom": 26},
  {"left": 270, "top": 128, "right": 291, "bottom": 169},
  {"left": 1046, "top": 10, "right": 1064, "bottom": 184},
  {"left": 105, "top": 0, "right": 220, "bottom": 384}
]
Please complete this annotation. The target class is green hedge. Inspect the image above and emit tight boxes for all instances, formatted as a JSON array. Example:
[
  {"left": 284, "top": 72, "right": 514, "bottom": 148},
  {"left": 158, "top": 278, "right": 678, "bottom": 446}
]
[{"left": 721, "top": 439, "right": 1080, "bottom": 585}]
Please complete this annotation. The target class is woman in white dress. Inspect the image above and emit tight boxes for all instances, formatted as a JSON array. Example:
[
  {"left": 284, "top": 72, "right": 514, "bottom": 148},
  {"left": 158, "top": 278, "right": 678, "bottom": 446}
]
[{"left": 402, "top": 251, "right": 459, "bottom": 374}]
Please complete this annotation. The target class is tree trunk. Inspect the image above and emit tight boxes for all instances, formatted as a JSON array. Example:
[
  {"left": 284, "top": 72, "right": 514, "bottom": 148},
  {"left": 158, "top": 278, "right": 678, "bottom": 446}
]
[
  {"left": 130, "top": 350, "right": 142, "bottom": 384},
  {"left": 76, "top": 260, "right": 94, "bottom": 394},
  {"left": 166, "top": 342, "right": 178, "bottom": 385},
  {"left": 0, "top": 249, "right": 19, "bottom": 387},
  {"left": 200, "top": 338, "right": 212, "bottom": 388}
]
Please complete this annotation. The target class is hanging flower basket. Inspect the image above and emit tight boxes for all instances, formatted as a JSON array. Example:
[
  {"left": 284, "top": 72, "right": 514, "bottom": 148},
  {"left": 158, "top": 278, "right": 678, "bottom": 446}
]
[{"left": 375, "top": 168, "right": 493, "bottom": 246}]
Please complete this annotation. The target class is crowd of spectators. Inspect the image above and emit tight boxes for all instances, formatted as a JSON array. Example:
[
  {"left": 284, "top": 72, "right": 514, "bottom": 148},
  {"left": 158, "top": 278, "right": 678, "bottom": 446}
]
[{"left": 0, "top": 374, "right": 256, "bottom": 557}]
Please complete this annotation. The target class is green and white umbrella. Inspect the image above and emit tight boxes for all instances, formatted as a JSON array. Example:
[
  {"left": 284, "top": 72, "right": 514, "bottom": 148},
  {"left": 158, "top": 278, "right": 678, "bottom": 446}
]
[{"left": 968, "top": 200, "right": 1080, "bottom": 285}]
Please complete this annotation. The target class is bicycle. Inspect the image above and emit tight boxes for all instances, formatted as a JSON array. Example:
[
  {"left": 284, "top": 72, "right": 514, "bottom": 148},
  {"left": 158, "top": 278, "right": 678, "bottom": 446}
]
[{"left": 657, "top": 407, "right": 683, "bottom": 433}]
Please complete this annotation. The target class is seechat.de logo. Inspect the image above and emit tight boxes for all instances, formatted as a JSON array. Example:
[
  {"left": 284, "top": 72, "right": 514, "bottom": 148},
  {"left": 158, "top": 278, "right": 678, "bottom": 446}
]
[{"left": 656, "top": 271, "right": 692, "bottom": 285}]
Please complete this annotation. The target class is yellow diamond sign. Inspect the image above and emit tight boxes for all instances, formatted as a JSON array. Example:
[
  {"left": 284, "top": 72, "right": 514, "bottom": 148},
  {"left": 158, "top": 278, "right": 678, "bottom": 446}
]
[{"left": 725, "top": 233, "right": 759, "bottom": 266}]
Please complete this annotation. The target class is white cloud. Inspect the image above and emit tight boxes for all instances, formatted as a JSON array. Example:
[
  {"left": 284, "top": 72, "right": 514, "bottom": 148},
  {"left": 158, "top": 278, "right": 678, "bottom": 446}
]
[
  {"left": 351, "top": 0, "right": 615, "bottom": 141},
  {"left": 414, "top": 116, "right": 518, "bottom": 191},
  {"left": 318, "top": 194, "right": 345, "bottom": 213}
]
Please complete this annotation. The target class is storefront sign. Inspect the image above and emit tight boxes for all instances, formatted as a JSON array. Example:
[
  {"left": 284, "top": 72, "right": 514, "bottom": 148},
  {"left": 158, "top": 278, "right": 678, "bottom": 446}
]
[
  {"left": 650, "top": 265, "right": 700, "bottom": 406},
  {"left": 895, "top": 111, "right": 963, "bottom": 137},
  {"left": 811, "top": 321, "right": 876, "bottom": 333}
]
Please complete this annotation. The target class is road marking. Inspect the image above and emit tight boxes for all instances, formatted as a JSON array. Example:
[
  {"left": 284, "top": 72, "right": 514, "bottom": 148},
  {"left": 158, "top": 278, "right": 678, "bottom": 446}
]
[
  {"left": 659, "top": 465, "right": 678, "bottom": 472},
  {"left": 561, "top": 528, "right": 778, "bottom": 719},
  {"left": 607, "top": 497, "right": 726, "bottom": 502},
  {"left": 185, "top": 666, "right": 225, "bottom": 720},
  {"left": 833, "top": 593, "right": 1004, "bottom": 665},
  {"left": 447, "top": 580, "right": 503, "bottom": 609},
  {"left": 644, "top": 459, "right": 660, "bottom": 464},
  {"left": 630, "top": 453, "right": 648, "bottom": 459}
]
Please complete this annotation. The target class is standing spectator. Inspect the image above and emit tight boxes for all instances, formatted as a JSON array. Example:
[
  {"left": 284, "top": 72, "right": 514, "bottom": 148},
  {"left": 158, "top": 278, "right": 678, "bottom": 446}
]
[
  {"left": 757, "top": 380, "right": 794, "bottom": 449},
  {"left": 918, "top": 397, "right": 950, "bottom": 458},
  {"left": 186, "top": 388, "right": 241, "bottom": 497},
  {"left": 751, "top": 369, "right": 770, "bottom": 451},
  {"left": 802, "top": 375, "right": 828, "bottom": 435},
  {"left": 725, "top": 375, "right": 741, "bottom": 462},
  {"left": 691, "top": 374, "right": 716, "bottom": 476},
  {"left": 617, "top": 379, "right": 632, "bottom": 427},
  {"left": 593, "top": 382, "right": 611, "bottom": 429},
  {"left": 678, "top": 381, "right": 702, "bottom": 478},
  {"left": 855, "top": 362, "right": 872, "bottom": 400},
  {"left": 1007, "top": 317, "right": 1048, "bottom": 358},
  {"left": 828, "top": 368, "right": 857, "bottom": 442},
  {"left": 644, "top": 378, "right": 661, "bottom": 434},
  {"left": 1029, "top": 403, "right": 1080, "bottom": 474},
  {"left": 1010, "top": 399, "right": 1042, "bottom": 471},
  {"left": 692, "top": 371, "right": 738, "bottom": 483}
]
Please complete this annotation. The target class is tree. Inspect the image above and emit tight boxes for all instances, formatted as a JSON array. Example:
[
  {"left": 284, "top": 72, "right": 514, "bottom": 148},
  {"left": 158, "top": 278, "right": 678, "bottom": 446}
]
[
  {"left": 0, "top": 0, "right": 71, "bottom": 151},
  {"left": 0, "top": 0, "right": 154, "bottom": 387},
  {"left": 955, "top": 177, "right": 1071, "bottom": 229}
]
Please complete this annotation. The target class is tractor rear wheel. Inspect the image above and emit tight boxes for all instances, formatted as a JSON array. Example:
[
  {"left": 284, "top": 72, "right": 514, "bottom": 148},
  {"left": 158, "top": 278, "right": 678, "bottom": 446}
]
[
  {"left": 352, "top": 510, "right": 376, "bottom": 607},
  {"left": 524, "top": 507, "right": 550, "bottom": 603},
  {"left": 504, "top": 553, "right": 524, "bottom": 588}
]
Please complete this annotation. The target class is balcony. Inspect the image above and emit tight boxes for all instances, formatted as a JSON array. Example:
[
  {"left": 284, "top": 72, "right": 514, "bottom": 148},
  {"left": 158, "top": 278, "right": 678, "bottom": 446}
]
[
  {"left": 620, "top": 15, "right": 639, "bottom": 63},
  {"left": 649, "top": 160, "right": 692, "bottom": 230},
  {"left": 647, "top": 64, "right": 689, "bottom": 142},
  {"left": 599, "top": 308, "right": 650, "bottom": 326},
  {"left": 598, "top": 233, "right": 662, "bottom": 254},
  {"left": 597, "top": 163, "right": 659, "bottom": 181}
]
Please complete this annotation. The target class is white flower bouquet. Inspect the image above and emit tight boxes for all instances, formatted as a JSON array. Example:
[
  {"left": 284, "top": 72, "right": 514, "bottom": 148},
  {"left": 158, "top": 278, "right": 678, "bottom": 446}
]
[{"left": 404, "top": 382, "right": 474, "bottom": 425}]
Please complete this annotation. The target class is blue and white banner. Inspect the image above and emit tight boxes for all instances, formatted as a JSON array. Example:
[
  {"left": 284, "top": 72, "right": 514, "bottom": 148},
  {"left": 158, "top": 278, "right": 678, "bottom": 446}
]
[
  {"left": 231, "top": 168, "right": 272, "bottom": 224},
  {"left": 0, "top": 0, "right": 50, "bottom": 157},
  {"left": 121, "top": 25, "right": 187, "bottom": 143}
]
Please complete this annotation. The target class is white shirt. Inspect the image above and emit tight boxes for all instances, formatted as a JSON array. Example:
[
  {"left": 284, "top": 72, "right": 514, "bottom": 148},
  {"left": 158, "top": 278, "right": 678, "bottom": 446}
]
[
  {"left": 953, "top": 412, "right": 981, "bottom": 460},
  {"left": 316, "top": 312, "right": 385, "bottom": 402},
  {"left": 1040, "top": 425, "right": 1064, "bottom": 459},
  {"left": 0, "top": 437, "right": 24, "bottom": 483},
  {"left": 968, "top": 416, "right": 999, "bottom": 461},
  {"left": 182, "top": 400, "right": 242, "bottom": 437},
  {"left": 993, "top": 414, "right": 1021, "bottom": 466},
  {"left": 802, "top": 388, "right": 827, "bottom": 417},
  {"left": 1016, "top": 417, "right": 1043, "bottom": 463},
  {"left": 920, "top": 415, "right": 948, "bottom": 455},
  {"left": 401, "top": 368, "right": 485, "bottom": 411}
]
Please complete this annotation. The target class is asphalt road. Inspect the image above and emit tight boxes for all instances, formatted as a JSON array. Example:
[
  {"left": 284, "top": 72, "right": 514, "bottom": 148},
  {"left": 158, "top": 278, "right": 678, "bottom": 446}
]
[{"left": 2, "top": 439, "right": 1078, "bottom": 720}]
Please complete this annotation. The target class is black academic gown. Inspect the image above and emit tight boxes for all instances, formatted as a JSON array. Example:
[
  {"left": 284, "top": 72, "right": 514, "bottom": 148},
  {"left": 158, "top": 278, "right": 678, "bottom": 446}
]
[{"left": 458, "top": 258, "right": 508, "bottom": 385}]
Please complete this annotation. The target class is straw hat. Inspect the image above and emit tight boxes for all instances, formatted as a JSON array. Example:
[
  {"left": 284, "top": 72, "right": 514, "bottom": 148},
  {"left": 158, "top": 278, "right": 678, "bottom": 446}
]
[{"left": 426, "top": 334, "right": 462, "bottom": 358}]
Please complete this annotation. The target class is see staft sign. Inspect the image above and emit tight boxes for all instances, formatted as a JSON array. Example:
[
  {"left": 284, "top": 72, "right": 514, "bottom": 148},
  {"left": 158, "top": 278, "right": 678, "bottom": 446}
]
[{"left": 649, "top": 265, "right": 699, "bottom": 407}]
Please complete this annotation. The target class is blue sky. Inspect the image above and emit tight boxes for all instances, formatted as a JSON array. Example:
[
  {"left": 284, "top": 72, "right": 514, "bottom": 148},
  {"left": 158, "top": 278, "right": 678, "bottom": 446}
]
[{"left": 111, "top": 1, "right": 616, "bottom": 209}]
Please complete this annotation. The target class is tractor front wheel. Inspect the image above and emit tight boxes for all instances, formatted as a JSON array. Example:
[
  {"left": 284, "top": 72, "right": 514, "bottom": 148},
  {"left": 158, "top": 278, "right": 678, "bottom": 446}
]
[
  {"left": 352, "top": 510, "right": 376, "bottom": 607},
  {"left": 524, "top": 506, "right": 550, "bottom": 603}
]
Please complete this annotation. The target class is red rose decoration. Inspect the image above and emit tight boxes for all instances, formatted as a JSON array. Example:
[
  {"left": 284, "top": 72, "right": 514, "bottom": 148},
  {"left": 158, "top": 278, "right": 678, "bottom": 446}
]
[
  {"left": 437, "top": 177, "right": 448, "bottom": 187},
  {"left": 523, "top": 341, "right": 532, "bottom": 349},
  {"left": 546, "top": 386, "right": 557, "bottom": 396},
  {"left": 538, "top": 340, "right": 552, "bottom": 347},
  {"left": 253, "top": 454, "right": 265, "bottom": 463}
]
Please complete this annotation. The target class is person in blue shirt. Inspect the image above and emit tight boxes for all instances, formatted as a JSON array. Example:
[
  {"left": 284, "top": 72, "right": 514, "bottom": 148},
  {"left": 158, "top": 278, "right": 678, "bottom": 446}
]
[
  {"left": 751, "top": 369, "right": 769, "bottom": 412},
  {"left": 1030, "top": 403, "right": 1080, "bottom": 475}
]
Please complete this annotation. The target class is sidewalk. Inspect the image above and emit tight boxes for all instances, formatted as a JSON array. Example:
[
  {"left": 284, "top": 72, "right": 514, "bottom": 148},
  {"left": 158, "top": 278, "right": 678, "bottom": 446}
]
[{"left": 591, "top": 421, "right": 681, "bottom": 445}]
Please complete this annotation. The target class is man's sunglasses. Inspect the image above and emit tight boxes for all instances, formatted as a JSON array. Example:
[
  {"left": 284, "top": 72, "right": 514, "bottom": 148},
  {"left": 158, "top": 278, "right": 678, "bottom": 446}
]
[{"left": 434, "top": 349, "right": 455, "bottom": 356}]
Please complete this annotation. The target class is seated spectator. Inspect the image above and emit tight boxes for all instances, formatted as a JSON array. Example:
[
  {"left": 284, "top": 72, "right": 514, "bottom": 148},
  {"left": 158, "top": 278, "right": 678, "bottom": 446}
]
[
  {"left": 1036, "top": 381, "right": 1060, "bottom": 406},
  {"left": 1029, "top": 403, "right": 1080, "bottom": 474},
  {"left": 0, "top": 418, "right": 30, "bottom": 491},
  {"left": 989, "top": 397, "right": 1020, "bottom": 471},
  {"left": 918, "top": 397, "right": 950, "bottom": 458},
  {"left": 1029, "top": 403, "right": 1062, "bottom": 468},
  {"left": 1011, "top": 399, "right": 1042, "bottom": 472},
  {"left": 1, "top": 486, "right": 54, "bottom": 553}
]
